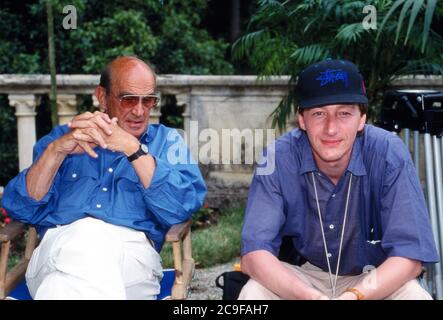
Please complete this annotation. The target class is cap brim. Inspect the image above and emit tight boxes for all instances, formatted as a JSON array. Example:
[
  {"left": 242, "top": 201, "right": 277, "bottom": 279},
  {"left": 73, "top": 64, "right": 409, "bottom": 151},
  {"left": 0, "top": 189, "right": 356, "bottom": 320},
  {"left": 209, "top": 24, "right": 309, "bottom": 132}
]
[{"left": 300, "top": 94, "right": 368, "bottom": 109}]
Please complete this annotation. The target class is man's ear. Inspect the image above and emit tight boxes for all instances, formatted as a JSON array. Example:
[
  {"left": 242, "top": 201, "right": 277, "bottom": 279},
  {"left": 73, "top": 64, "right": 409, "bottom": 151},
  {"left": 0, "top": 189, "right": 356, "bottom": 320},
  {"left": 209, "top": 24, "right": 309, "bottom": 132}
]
[
  {"left": 358, "top": 113, "right": 367, "bottom": 131},
  {"left": 298, "top": 112, "right": 306, "bottom": 130},
  {"left": 95, "top": 86, "right": 107, "bottom": 112}
]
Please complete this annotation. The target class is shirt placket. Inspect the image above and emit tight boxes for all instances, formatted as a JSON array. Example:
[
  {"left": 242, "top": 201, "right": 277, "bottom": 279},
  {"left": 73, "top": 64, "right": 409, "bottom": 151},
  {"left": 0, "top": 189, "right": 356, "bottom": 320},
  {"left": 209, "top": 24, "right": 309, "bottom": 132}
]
[
  {"left": 92, "top": 150, "right": 117, "bottom": 213},
  {"left": 322, "top": 174, "right": 347, "bottom": 271}
]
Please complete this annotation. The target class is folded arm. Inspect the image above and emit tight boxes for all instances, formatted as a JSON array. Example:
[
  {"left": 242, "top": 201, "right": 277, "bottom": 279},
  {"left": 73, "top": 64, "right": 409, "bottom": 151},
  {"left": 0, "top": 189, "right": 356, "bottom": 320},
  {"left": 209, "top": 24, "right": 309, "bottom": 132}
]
[
  {"left": 336, "top": 256, "right": 422, "bottom": 300},
  {"left": 241, "top": 250, "right": 329, "bottom": 300}
]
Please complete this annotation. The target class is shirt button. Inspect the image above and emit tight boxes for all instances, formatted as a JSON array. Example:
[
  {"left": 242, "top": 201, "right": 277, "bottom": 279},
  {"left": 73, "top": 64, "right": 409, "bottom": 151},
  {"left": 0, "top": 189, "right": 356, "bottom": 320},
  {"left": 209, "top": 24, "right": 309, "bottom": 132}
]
[
  {"left": 96, "top": 204, "right": 102, "bottom": 208},
  {"left": 331, "top": 194, "right": 336, "bottom": 198},
  {"left": 102, "top": 187, "right": 108, "bottom": 192},
  {"left": 72, "top": 173, "right": 77, "bottom": 178},
  {"left": 317, "top": 173, "right": 322, "bottom": 177},
  {"left": 327, "top": 253, "right": 332, "bottom": 258},
  {"left": 108, "top": 168, "right": 113, "bottom": 173},
  {"left": 329, "top": 224, "right": 335, "bottom": 230}
]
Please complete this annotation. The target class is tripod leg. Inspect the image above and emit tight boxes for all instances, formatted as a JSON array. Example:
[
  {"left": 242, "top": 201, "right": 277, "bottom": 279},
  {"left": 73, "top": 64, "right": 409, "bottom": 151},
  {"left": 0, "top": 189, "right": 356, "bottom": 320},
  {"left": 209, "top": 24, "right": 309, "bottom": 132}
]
[
  {"left": 433, "top": 136, "right": 443, "bottom": 256},
  {"left": 403, "top": 128, "right": 410, "bottom": 151},
  {"left": 425, "top": 133, "right": 443, "bottom": 299},
  {"left": 414, "top": 131, "right": 420, "bottom": 176}
]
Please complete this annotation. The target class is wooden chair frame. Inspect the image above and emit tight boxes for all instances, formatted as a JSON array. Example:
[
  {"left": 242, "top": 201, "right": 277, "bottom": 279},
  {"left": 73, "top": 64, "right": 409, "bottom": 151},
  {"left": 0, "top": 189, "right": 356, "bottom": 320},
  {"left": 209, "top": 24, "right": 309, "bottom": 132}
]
[{"left": 0, "top": 219, "right": 194, "bottom": 300}]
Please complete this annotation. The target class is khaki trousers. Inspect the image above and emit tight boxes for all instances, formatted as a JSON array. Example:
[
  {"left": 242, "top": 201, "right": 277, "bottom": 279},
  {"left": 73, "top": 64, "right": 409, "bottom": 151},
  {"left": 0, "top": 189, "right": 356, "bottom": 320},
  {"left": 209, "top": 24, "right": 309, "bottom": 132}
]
[{"left": 238, "top": 261, "right": 432, "bottom": 300}]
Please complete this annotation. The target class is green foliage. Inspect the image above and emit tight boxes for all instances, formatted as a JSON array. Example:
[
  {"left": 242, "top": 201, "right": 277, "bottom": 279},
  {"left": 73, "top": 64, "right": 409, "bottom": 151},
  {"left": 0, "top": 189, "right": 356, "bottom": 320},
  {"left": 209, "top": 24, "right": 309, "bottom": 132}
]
[
  {"left": 0, "top": 97, "right": 18, "bottom": 186},
  {"left": 70, "top": 9, "right": 159, "bottom": 73},
  {"left": 233, "top": 0, "right": 443, "bottom": 130},
  {"left": 161, "top": 206, "right": 244, "bottom": 268},
  {"left": 377, "top": 0, "right": 437, "bottom": 52},
  {"left": 0, "top": 0, "right": 234, "bottom": 183},
  {"left": 0, "top": 0, "right": 233, "bottom": 75}
]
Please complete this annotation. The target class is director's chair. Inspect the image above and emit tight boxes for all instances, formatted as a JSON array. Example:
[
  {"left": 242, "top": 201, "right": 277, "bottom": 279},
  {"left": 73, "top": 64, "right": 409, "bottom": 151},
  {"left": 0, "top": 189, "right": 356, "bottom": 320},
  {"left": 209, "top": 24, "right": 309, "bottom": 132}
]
[{"left": 0, "top": 219, "right": 194, "bottom": 300}]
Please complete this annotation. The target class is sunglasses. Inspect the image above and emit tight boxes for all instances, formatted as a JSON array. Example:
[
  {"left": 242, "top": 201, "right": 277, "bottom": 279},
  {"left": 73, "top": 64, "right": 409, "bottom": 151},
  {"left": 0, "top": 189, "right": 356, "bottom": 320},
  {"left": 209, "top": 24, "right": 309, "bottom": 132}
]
[{"left": 117, "top": 94, "right": 160, "bottom": 109}]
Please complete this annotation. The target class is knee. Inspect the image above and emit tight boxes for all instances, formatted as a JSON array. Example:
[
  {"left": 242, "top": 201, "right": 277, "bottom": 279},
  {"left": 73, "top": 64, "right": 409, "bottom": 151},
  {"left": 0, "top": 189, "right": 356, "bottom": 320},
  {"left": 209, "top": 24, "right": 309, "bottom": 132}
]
[
  {"left": 238, "top": 279, "right": 279, "bottom": 300},
  {"left": 389, "top": 279, "right": 433, "bottom": 300}
]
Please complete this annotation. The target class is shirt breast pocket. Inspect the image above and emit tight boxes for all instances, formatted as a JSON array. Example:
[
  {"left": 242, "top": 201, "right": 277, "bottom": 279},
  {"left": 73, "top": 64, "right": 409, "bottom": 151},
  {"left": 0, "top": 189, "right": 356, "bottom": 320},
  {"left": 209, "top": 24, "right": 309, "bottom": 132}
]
[
  {"left": 57, "top": 160, "right": 99, "bottom": 205},
  {"left": 363, "top": 240, "right": 386, "bottom": 268}
]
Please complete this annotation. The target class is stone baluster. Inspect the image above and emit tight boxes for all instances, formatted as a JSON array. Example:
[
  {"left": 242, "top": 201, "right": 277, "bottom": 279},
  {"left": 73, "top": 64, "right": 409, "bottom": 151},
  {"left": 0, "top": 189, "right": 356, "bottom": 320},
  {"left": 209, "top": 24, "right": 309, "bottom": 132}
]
[
  {"left": 176, "top": 93, "right": 191, "bottom": 137},
  {"left": 57, "top": 94, "right": 78, "bottom": 125},
  {"left": 92, "top": 95, "right": 100, "bottom": 111},
  {"left": 176, "top": 93, "right": 198, "bottom": 159},
  {"left": 149, "top": 92, "right": 162, "bottom": 125},
  {"left": 8, "top": 94, "right": 40, "bottom": 171}
]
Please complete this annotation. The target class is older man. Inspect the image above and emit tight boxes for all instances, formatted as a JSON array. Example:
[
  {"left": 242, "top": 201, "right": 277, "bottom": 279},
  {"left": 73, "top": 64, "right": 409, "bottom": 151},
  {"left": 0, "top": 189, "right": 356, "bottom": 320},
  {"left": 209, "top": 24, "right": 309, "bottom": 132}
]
[
  {"left": 3, "top": 56, "right": 207, "bottom": 299},
  {"left": 239, "top": 59, "right": 439, "bottom": 300}
]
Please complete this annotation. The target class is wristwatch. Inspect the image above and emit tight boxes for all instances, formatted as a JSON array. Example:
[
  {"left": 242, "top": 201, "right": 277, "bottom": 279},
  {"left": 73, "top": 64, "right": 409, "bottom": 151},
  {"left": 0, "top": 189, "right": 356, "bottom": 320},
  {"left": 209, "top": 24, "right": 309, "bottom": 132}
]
[{"left": 127, "top": 143, "right": 149, "bottom": 162}]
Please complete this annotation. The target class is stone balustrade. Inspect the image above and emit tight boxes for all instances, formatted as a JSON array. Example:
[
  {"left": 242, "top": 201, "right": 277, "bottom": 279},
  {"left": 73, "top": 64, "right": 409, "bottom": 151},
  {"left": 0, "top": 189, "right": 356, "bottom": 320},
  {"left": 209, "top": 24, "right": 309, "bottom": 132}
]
[{"left": 1, "top": 74, "right": 443, "bottom": 207}]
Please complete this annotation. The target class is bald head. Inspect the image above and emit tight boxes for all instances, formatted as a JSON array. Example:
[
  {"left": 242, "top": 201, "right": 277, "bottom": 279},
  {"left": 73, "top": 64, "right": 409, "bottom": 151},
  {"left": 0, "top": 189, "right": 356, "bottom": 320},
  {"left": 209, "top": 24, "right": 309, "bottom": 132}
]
[{"left": 99, "top": 56, "right": 156, "bottom": 93}]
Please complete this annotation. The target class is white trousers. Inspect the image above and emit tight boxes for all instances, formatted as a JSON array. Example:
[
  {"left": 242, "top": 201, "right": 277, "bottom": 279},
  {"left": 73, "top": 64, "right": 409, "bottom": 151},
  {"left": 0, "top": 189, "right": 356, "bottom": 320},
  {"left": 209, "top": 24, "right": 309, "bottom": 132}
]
[{"left": 26, "top": 217, "right": 163, "bottom": 300}]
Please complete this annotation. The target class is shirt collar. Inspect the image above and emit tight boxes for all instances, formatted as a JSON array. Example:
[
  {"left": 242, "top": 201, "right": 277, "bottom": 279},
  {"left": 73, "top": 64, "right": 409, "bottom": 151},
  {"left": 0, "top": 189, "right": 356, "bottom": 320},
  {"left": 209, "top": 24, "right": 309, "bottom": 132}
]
[
  {"left": 299, "top": 133, "right": 317, "bottom": 175},
  {"left": 140, "top": 125, "right": 153, "bottom": 143},
  {"left": 298, "top": 130, "right": 367, "bottom": 177},
  {"left": 346, "top": 133, "right": 367, "bottom": 176}
]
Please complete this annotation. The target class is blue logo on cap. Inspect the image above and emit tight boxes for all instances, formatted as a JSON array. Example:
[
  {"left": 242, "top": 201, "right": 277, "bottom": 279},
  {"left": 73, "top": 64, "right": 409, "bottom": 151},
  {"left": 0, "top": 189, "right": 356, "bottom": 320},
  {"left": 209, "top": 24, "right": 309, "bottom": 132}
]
[{"left": 316, "top": 69, "right": 349, "bottom": 88}]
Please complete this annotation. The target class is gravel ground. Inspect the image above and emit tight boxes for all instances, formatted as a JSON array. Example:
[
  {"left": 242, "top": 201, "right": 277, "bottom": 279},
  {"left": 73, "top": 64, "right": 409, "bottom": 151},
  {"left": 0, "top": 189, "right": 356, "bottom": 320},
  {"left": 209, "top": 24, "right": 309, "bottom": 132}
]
[{"left": 188, "top": 257, "right": 241, "bottom": 300}]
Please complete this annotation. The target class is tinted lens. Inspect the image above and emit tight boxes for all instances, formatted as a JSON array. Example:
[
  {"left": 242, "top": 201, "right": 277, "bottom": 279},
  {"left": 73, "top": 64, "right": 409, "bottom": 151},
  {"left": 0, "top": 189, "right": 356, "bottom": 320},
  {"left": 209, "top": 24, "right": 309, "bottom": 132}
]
[
  {"left": 119, "top": 95, "right": 158, "bottom": 109},
  {"left": 141, "top": 96, "right": 158, "bottom": 108},
  {"left": 120, "top": 96, "right": 139, "bottom": 108}
]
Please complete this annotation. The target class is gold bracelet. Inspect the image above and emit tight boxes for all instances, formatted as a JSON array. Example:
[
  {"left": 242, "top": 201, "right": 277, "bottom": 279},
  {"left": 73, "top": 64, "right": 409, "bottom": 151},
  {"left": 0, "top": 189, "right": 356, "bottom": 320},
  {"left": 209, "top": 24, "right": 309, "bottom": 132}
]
[{"left": 345, "top": 288, "right": 365, "bottom": 300}]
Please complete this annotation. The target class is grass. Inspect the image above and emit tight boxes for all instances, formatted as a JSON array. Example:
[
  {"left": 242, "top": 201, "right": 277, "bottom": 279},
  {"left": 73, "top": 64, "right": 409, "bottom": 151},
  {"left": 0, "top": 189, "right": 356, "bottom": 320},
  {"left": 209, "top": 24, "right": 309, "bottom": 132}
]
[
  {"left": 5, "top": 231, "right": 26, "bottom": 272},
  {"left": 161, "top": 205, "right": 244, "bottom": 268}
]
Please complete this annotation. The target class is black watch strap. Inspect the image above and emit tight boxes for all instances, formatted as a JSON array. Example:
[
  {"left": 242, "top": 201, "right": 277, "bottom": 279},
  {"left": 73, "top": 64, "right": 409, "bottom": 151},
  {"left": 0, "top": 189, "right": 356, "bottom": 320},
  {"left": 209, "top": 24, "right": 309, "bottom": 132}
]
[{"left": 127, "top": 144, "right": 149, "bottom": 162}]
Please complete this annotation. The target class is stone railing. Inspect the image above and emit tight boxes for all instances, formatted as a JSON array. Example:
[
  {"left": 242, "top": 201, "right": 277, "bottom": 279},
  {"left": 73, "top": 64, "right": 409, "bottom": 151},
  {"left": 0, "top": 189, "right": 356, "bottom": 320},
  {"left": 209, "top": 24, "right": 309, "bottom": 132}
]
[
  {"left": 1, "top": 74, "right": 443, "bottom": 207},
  {"left": 0, "top": 74, "right": 290, "bottom": 207}
]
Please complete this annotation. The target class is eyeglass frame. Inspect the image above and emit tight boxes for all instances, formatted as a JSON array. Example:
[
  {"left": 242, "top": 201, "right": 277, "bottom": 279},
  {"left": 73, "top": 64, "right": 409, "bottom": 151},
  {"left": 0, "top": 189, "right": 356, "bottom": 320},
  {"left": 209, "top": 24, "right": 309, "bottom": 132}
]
[{"left": 113, "top": 93, "right": 160, "bottom": 109}]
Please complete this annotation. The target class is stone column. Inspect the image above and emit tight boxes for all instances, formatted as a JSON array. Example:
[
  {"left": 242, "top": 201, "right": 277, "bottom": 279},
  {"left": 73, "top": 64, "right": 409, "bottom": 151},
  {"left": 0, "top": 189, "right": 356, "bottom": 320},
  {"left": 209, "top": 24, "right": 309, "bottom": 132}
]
[
  {"left": 176, "top": 93, "right": 191, "bottom": 136},
  {"left": 176, "top": 93, "right": 198, "bottom": 159},
  {"left": 149, "top": 93, "right": 162, "bottom": 125},
  {"left": 57, "top": 94, "right": 78, "bottom": 125},
  {"left": 92, "top": 95, "right": 101, "bottom": 111},
  {"left": 8, "top": 94, "right": 40, "bottom": 171}
]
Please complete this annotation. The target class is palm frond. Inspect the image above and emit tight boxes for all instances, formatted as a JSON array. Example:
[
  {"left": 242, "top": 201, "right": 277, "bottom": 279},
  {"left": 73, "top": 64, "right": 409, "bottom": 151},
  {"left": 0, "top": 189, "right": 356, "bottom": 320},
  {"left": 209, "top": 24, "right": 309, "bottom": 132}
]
[
  {"left": 289, "top": 45, "right": 330, "bottom": 66},
  {"left": 250, "top": 0, "right": 287, "bottom": 26},
  {"left": 377, "top": 0, "right": 406, "bottom": 43},
  {"left": 405, "top": 0, "right": 424, "bottom": 45},
  {"left": 342, "top": 1, "right": 367, "bottom": 11},
  {"left": 335, "top": 23, "right": 366, "bottom": 45},
  {"left": 395, "top": 0, "right": 415, "bottom": 44},
  {"left": 422, "top": 0, "right": 437, "bottom": 52},
  {"left": 238, "top": 0, "right": 443, "bottom": 129},
  {"left": 231, "top": 29, "right": 268, "bottom": 60},
  {"left": 268, "top": 87, "right": 297, "bottom": 132}
]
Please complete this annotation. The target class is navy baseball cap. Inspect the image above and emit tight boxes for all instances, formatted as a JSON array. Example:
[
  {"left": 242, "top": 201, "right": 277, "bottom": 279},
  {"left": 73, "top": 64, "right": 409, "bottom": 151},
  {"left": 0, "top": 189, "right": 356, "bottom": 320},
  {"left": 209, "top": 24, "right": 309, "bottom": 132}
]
[{"left": 296, "top": 59, "right": 368, "bottom": 109}]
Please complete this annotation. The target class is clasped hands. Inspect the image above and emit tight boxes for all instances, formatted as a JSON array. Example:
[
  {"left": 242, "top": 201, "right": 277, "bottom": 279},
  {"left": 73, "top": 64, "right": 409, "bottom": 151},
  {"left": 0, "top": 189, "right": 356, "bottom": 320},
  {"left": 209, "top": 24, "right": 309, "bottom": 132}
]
[
  {"left": 313, "top": 291, "right": 357, "bottom": 300},
  {"left": 56, "top": 111, "right": 138, "bottom": 158}
]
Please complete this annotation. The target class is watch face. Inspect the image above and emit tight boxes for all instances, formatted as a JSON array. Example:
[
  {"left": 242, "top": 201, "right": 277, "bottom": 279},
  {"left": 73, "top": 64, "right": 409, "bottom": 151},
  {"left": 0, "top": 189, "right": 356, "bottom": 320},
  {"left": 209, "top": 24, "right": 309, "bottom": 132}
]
[{"left": 141, "top": 144, "right": 149, "bottom": 154}]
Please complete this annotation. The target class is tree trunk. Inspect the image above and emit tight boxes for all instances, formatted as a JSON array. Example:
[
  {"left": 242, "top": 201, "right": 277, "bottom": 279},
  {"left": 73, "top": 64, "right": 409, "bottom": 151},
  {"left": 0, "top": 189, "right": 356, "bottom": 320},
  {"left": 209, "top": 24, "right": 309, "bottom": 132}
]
[
  {"left": 229, "top": 0, "right": 240, "bottom": 43},
  {"left": 46, "top": 0, "right": 58, "bottom": 128}
]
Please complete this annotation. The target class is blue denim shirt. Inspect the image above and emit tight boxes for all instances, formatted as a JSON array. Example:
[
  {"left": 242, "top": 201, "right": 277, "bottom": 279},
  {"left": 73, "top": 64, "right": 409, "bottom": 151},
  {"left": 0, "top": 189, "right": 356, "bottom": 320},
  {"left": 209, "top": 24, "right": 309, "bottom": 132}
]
[
  {"left": 3, "top": 124, "right": 207, "bottom": 252},
  {"left": 241, "top": 125, "right": 439, "bottom": 275}
]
